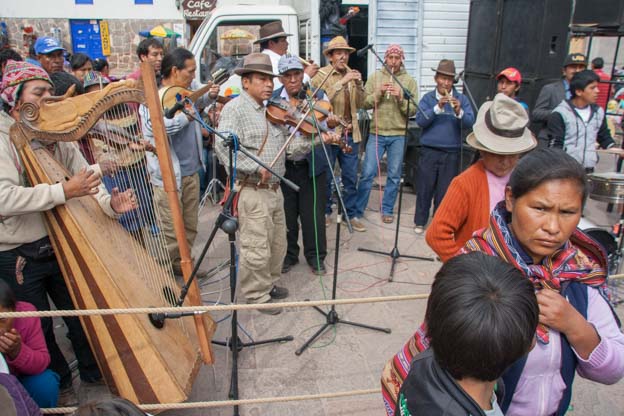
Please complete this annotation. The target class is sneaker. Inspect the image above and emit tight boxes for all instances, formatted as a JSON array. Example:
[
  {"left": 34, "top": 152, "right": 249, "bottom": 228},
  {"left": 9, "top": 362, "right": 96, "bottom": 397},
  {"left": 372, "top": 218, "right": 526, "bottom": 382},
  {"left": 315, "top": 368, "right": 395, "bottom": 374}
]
[
  {"left": 269, "top": 285, "right": 289, "bottom": 299},
  {"left": 350, "top": 218, "right": 367, "bottom": 232},
  {"left": 414, "top": 225, "right": 425, "bottom": 235}
]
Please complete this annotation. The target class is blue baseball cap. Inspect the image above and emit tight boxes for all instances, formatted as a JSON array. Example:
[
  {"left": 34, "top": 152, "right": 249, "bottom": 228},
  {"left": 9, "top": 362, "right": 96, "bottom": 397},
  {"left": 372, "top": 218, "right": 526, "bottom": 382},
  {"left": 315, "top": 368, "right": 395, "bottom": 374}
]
[
  {"left": 34, "top": 37, "right": 66, "bottom": 55},
  {"left": 278, "top": 54, "right": 303, "bottom": 75}
]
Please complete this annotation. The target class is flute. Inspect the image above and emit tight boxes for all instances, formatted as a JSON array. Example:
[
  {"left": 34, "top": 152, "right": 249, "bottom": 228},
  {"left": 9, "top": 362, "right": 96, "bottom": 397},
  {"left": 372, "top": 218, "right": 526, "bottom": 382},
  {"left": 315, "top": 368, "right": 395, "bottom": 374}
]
[{"left": 386, "top": 67, "right": 394, "bottom": 100}]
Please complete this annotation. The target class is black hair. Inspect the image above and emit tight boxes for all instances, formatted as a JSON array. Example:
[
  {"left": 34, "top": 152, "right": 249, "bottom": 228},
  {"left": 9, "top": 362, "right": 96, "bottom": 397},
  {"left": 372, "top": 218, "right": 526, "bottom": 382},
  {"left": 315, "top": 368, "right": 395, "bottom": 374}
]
[
  {"left": 136, "top": 38, "right": 163, "bottom": 59},
  {"left": 50, "top": 71, "right": 85, "bottom": 96},
  {"left": 0, "top": 280, "right": 16, "bottom": 310},
  {"left": 28, "top": 43, "right": 37, "bottom": 59},
  {"left": 259, "top": 40, "right": 270, "bottom": 51},
  {"left": 508, "top": 147, "right": 587, "bottom": 203},
  {"left": 92, "top": 57, "right": 109, "bottom": 72},
  {"left": 70, "top": 53, "right": 92, "bottom": 70},
  {"left": 161, "top": 47, "right": 194, "bottom": 78},
  {"left": 426, "top": 252, "right": 538, "bottom": 381},
  {"left": 570, "top": 69, "right": 600, "bottom": 98},
  {"left": 592, "top": 57, "right": 604, "bottom": 69},
  {"left": 0, "top": 48, "right": 23, "bottom": 71},
  {"left": 74, "top": 397, "right": 145, "bottom": 416}
]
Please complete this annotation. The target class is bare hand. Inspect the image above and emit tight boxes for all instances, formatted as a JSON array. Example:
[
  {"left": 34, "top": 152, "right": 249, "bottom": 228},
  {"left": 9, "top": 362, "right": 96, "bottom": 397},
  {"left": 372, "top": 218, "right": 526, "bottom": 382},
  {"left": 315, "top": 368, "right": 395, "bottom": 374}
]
[
  {"left": 304, "top": 61, "right": 319, "bottom": 78},
  {"left": 342, "top": 70, "right": 362, "bottom": 85},
  {"left": 326, "top": 113, "right": 340, "bottom": 129},
  {"left": 208, "top": 82, "right": 220, "bottom": 100},
  {"left": 437, "top": 95, "right": 450, "bottom": 109},
  {"left": 0, "top": 329, "right": 22, "bottom": 360},
  {"left": 110, "top": 187, "right": 138, "bottom": 214},
  {"left": 258, "top": 168, "right": 272, "bottom": 184},
  {"left": 536, "top": 288, "right": 581, "bottom": 334},
  {"left": 450, "top": 97, "right": 461, "bottom": 115},
  {"left": 63, "top": 168, "right": 101, "bottom": 200},
  {"left": 602, "top": 147, "right": 624, "bottom": 157},
  {"left": 321, "top": 132, "right": 340, "bottom": 145},
  {"left": 99, "top": 159, "right": 119, "bottom": 177}
]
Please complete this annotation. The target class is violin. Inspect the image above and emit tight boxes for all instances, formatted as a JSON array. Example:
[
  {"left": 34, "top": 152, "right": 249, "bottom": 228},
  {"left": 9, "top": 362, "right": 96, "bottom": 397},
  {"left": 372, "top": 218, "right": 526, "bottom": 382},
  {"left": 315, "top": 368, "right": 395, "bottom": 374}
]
[
  {"left": 266, "top": 98, "right": 352, "bottom": 153},
  {"left": 161, "top": 68, "right": 230, "bottom": 116}
]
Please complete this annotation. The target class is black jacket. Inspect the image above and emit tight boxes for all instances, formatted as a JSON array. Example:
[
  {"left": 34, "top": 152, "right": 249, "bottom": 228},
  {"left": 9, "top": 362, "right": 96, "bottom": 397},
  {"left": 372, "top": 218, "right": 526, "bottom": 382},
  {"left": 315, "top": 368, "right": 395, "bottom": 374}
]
[
  {"left": 532, "top": 80, "right": 567, "bottom": 145},
  {"left": 396, "top": 350, "right": 491, "bottom": 416}
]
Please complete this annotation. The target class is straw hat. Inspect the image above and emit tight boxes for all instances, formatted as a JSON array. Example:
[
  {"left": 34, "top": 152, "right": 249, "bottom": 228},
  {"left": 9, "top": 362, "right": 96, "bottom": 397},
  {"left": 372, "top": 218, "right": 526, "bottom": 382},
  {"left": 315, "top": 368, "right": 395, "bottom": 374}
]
[
  {"left": 431, "top": 59, "right": 457, "bottom": 77},
  {"left": 233, "top": 53, "right": 278, "bottom": 77},
  {"left": 323, "top": 36, "right": 356, "bottom": 57},
  {"left": 466, "top": 93, "right": 537, "bottom": 155},
  {"left": 253, "top": 21, "right": 292, "bottom": 44}
]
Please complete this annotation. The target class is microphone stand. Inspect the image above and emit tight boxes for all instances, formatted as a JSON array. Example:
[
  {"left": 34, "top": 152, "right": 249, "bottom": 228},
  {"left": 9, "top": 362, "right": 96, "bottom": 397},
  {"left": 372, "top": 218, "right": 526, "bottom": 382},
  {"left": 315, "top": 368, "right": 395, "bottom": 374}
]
[
  {"left": 454, "top": 71, "right": 478, "bottom": 176},
  {"left": 295, "top": 90, "right": 391, "bottom": 356},
  {"left": 149, "top": 108, "right": 295, "bottom": 416},
  {"left": 356, "top": 46, "right": 434, "bottom": 281}
]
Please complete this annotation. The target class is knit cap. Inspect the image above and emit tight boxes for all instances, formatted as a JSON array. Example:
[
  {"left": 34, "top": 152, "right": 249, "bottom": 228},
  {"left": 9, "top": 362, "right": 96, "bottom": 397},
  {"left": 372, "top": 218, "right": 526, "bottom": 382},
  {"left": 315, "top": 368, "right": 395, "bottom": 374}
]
[{"left": 0, "top": 59, "right": 52, "bottom": 108}]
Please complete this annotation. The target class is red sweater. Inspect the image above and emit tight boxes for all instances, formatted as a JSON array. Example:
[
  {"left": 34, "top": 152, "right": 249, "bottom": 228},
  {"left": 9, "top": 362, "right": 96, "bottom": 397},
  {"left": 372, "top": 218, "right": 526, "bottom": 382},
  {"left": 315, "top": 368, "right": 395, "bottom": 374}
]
[
  {"left": 594, "top": 69, "right": 611, "bottom": 111},
  {"left": 7, "top": 302, "right": 50, "bottom": 376},
  {"left": 425, "top": 161, "right": 490, "bottom": 262}
]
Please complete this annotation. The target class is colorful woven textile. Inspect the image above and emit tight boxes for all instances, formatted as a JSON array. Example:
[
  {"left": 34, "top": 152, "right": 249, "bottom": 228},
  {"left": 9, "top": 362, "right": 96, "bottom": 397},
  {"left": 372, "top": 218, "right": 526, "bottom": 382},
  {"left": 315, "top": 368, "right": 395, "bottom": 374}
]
[{"left": 0, "top": 60, "right": 51, "bottom": 108}]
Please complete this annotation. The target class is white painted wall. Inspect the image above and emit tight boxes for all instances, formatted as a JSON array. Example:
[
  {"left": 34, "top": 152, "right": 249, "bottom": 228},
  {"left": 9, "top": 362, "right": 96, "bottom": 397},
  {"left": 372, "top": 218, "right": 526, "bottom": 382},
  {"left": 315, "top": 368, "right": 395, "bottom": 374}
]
[{"left": 3, "top": 0, "right": 182, "bottom": 20}]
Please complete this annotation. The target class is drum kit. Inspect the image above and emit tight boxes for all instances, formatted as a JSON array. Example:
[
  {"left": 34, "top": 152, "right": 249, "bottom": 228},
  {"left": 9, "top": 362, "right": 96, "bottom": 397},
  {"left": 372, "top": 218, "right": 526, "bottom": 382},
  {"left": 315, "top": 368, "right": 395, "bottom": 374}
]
[{"left": 586, "top": 172, "right": 624, "bottom": 305}]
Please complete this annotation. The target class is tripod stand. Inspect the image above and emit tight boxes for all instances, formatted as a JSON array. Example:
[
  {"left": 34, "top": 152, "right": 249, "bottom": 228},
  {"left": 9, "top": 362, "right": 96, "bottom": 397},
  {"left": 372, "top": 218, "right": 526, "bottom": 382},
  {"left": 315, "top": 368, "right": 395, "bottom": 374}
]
[
  {"left": 149, "top": 115, "right": 298, "bottom": 416},
  {"left": 296, "top": 91, "right": 391, "bottom": 356},
  {"left": 357, "top": 46, "right": 434, "bottom": 281}
]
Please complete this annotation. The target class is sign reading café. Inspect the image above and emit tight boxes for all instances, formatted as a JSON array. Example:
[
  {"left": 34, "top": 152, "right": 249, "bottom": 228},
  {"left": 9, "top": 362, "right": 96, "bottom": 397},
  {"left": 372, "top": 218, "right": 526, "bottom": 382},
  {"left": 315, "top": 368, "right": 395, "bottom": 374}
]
[{"left": 182, "top": 0, "right": 216, "bottom": 20}]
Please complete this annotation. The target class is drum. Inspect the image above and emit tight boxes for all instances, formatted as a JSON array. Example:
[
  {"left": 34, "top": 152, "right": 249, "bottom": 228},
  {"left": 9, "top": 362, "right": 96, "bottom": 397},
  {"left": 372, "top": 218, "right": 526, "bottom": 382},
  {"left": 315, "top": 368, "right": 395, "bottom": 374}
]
[{"left": 587, "top": 172, "right": 624, "bottom": 203}]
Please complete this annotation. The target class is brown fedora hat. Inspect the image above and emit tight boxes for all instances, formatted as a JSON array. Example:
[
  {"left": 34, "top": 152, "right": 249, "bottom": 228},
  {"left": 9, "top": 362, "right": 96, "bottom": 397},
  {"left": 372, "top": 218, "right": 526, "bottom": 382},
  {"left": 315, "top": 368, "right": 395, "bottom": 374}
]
[
  {"left": 432, "top": 59, "right": 457, "bottom": 77},
  {"left": 323, "top": 36, "right": 356, "bottom": 57},
  {"left": 253, "top": 21, "right": 292, "bottom": 44},
  {"left": 234, "top": 53, "right": 278, "bottom": 77}
]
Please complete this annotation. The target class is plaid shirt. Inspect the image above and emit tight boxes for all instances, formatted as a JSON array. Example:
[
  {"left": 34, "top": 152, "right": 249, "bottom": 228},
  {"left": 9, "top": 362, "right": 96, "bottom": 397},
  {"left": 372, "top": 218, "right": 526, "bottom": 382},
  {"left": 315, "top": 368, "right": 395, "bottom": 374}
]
[{"left": 217, "top": 90, "right": 295, "bottom": 184}]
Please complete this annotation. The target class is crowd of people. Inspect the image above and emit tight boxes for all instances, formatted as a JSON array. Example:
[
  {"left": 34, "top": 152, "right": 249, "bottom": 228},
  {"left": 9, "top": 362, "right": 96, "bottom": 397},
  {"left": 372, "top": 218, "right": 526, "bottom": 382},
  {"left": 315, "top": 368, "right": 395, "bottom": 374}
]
[{"left": 0, "top": 19, "right": 623, "bottom": 414}]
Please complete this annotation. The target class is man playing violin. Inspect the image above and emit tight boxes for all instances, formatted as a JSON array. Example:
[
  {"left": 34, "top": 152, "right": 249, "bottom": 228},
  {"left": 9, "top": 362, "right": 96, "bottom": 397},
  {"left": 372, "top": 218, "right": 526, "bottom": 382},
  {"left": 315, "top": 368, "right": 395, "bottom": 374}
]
[
  {"left": 273, "top": 55, "right": 341, "bottom": 275},
  {"left": 215, "top": 53, "right": 314, "bottom": 314},
  {"left": 140, "top": 47, "right": 219, "bottom": 277},
  {"left": 311, "top": 36, "right": 366, "bottom": 231}
]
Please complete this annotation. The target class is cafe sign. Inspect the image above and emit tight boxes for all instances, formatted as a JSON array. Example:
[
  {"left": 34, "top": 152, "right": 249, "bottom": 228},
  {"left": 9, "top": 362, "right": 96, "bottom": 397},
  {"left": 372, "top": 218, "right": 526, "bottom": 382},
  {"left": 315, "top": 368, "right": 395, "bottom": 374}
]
[{"left": 182, "top": 0, "right": 216, "bottom": 20}]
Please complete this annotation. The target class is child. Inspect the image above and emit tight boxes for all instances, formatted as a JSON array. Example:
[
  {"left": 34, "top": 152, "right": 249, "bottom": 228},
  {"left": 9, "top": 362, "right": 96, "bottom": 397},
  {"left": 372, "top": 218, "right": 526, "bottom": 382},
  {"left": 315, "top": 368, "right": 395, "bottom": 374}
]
[
  {"left": 397, "top": 252, "right": 538, "bottom": 415},
  {"left": 0, "top": 280, "right": 59, "bottom": 407}
]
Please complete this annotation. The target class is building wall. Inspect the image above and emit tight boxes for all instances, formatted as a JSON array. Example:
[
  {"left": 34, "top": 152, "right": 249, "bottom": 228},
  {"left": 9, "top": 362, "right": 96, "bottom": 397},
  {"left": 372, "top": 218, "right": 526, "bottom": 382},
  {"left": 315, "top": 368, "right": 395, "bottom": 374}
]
[
  {"left": 3, "top": 0, "right": 181, "bottom": 20},
  {"left": 3, "top": 18, "right": 184, "bottom": 76}
]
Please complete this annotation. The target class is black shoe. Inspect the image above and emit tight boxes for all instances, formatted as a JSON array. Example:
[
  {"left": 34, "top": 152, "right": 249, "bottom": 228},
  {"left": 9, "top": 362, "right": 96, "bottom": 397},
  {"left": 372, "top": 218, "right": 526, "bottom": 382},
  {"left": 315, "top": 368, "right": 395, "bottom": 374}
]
[
  {"left": 269, "top": 285, "right": 289, "bottom": 299},
  {"left": 308, "top": 261, "right": 327, "bottom": 275},
  {"left": 281, "top": 259, "right": 298, "bottom": 274}
]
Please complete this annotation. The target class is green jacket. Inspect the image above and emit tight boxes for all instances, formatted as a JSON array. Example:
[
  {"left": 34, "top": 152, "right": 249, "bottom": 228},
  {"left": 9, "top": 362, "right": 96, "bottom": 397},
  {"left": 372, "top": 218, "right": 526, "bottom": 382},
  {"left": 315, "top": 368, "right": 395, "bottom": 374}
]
[{"left": 363, "top": 66, "right": 418, "bottom": 136}]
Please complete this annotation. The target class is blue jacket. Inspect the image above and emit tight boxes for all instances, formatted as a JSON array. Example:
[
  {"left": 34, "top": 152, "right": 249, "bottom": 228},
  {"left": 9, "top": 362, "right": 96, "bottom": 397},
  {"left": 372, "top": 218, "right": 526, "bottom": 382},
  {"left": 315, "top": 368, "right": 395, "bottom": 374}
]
[{"left": 415, "top": 88, "right": 475, "bottom": 150}]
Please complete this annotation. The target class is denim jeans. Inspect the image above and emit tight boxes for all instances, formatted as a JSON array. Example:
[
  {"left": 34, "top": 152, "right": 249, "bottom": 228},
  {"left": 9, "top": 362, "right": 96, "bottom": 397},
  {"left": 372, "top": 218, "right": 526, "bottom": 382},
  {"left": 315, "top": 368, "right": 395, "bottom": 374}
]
[
  {"left": 355, "top": 135, "right": 405, "bottom": 217},
  {"left": 325, "top": 135, "right": 360, "bottom": 218}
]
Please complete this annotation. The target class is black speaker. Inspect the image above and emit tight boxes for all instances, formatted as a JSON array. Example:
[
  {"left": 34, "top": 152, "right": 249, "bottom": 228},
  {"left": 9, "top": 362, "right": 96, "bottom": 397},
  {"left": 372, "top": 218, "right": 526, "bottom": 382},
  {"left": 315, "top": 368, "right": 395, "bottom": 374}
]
[
  {"left": 573, "top": 0, "right": 624, "bottom": 28},
  {"left": 463, "top": 0, "right": 573, "bottom": 114}
]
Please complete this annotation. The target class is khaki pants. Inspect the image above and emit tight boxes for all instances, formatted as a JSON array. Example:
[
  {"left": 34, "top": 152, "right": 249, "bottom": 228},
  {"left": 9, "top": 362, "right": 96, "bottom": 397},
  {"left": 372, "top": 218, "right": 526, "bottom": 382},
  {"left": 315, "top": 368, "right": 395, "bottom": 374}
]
[
  {"left": 153, "top": 173, "right": 200, "bottom": 271},
  {"left": 237, "top": 186, "right": 287, "bottom": 303}
]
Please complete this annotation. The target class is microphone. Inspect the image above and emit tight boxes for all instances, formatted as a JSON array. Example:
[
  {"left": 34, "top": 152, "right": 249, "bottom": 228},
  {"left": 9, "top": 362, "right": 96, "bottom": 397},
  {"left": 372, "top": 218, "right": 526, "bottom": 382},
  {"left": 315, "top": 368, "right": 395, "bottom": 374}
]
[
  {"left": 148, "top": 310, "right": 205, "bottom": 329},
  {"left": 454, "top": 70, "right": 465, "bottom": 84},
  {"left": 164, "top": 100, "right": 185, "bottom": 119},
  {"left": 356, "top": 44, "right": 374, "bottom": 57}
]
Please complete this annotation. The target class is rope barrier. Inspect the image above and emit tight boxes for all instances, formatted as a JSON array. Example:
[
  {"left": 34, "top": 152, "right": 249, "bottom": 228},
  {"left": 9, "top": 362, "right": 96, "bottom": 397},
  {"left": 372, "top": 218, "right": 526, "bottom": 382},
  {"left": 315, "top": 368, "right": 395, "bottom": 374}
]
[
  {"left": 0, "top": 293, "right": 430, "bottom": 318},
  {"left": 41, "top": 388, "right": 380, "bottom": 414},
  {"left": 609, "top": 273, "right": 624, "bottom": 280}
]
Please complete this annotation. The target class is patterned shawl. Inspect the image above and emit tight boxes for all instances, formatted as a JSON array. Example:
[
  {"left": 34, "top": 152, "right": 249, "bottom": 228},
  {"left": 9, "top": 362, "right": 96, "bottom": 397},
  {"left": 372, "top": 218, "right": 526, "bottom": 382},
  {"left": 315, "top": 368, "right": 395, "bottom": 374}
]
[{"left": 462, "top": 201, "right": 609, "bottom": 343}]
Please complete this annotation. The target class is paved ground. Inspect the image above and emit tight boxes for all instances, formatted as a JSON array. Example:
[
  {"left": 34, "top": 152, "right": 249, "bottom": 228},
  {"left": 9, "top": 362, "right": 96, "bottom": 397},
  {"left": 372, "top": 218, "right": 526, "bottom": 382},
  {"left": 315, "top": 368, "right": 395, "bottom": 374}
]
[{"left": 56, "top": 154, "right": 624, "bottom": 415}]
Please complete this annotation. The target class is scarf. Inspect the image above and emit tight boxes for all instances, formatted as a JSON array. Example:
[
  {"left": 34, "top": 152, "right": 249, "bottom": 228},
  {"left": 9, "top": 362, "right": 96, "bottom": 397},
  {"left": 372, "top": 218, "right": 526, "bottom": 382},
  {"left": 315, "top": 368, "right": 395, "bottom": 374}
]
[{"left": 462, "top": 201, "right": 608, "bottom": 343}]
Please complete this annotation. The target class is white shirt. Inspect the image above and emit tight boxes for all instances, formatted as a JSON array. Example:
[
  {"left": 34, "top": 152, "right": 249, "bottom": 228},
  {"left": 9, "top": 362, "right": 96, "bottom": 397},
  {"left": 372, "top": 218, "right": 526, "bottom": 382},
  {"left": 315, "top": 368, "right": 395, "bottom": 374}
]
[
  {"left": 575, "top": 105, "right": 591, "bottom": 123},
  {"left": 433, "top": 88, "right": 464, "bottom": 119}
]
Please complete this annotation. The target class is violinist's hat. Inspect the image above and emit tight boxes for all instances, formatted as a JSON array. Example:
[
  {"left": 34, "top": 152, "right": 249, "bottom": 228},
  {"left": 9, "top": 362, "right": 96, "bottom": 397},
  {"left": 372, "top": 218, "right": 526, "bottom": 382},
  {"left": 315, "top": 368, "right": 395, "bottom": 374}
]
[
  {"left": 254, "top": 21, "right": 292, "bottom": 44},
  {"left": 323, "top": 36, "right": 356, "bottom": 57},
  {"left": 234, "top": 53, "right": 278, "bottom": 77}
]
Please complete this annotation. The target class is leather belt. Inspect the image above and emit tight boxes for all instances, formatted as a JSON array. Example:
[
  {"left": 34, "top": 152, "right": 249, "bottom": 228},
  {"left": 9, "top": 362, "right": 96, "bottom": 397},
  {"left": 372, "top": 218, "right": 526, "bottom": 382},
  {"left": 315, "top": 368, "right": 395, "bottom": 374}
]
[{"left": 237, "top": 180, "right": 280, "bottom": 191}]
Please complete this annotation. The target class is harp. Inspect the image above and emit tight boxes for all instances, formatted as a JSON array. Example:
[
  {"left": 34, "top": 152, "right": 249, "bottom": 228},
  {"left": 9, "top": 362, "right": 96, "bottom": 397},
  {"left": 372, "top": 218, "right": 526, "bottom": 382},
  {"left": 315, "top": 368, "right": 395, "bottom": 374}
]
[{"left": 9, "top": 63, "right": 215, "bottom": 406}]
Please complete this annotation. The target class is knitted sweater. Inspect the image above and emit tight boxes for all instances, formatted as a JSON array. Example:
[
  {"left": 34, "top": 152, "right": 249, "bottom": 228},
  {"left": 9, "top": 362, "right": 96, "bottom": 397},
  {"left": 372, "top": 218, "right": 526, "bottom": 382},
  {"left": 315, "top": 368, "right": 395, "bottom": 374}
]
[
  {"left": 425, "top": 161, "right": 489, "bottom": 262},
  {"left": 362, "top": 66, "right": 418, "bottom": 136},
  {"left": 7, "top": 302, "right": 50, "bottom": 377}
]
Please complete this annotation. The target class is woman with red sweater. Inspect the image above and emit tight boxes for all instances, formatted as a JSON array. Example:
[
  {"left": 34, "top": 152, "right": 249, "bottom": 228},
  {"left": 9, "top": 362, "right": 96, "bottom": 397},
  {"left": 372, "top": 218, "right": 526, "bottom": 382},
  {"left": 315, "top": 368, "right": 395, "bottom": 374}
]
[
  {"left": 425, "top": 94, "right": 537, "bottom": 262},
  {"left": 0, "top": 280, "right": 59, "bottom": 407}
]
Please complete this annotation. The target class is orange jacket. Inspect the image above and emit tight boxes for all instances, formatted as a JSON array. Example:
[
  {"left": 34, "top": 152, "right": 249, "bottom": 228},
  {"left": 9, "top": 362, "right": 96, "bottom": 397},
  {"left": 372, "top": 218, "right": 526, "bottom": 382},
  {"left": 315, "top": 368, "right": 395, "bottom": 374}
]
[{"left": 425, "top": 160, "right": 490, "bottom": 262}]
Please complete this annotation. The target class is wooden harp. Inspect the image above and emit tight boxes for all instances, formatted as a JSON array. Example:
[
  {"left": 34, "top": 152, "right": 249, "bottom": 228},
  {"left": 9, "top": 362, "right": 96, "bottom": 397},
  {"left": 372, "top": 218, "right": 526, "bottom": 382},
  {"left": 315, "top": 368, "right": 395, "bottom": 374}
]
[{"left": 9, "top": 63, "right": 215, "bottom": 406}]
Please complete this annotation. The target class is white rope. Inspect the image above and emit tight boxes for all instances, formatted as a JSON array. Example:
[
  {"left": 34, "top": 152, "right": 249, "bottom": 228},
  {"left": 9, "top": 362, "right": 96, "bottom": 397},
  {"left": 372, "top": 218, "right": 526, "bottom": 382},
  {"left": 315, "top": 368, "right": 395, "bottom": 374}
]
[
  {"left": 0, "top": 293, "right": 429, "bottom": 318},
  {"left": 41, "top": 388, "right": 380, "bottom": 414}
]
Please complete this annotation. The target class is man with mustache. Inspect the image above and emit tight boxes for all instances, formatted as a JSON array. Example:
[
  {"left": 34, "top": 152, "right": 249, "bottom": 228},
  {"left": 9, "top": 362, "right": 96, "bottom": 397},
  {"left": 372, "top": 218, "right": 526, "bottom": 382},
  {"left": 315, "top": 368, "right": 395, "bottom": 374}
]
[
  {"left": 216, "top": 53, "right": 311, "bottom": 314},
  {"left": 311, "top": 36, "right": 366, "bottom": 231}
]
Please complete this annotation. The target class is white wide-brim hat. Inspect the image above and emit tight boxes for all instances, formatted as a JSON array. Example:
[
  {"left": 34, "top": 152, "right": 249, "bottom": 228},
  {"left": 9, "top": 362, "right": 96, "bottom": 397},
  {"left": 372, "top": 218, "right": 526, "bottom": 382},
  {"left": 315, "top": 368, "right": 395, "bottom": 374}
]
[{"left": 466, "top": 93, "right": 537, "bottom": 155}]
